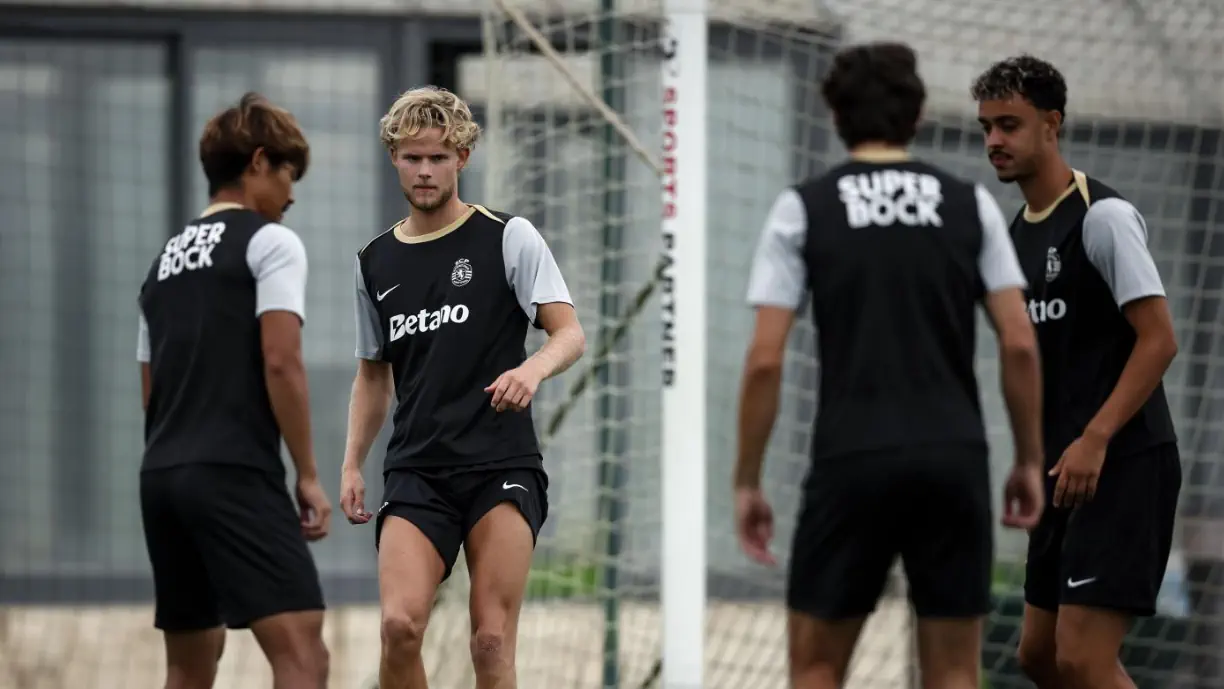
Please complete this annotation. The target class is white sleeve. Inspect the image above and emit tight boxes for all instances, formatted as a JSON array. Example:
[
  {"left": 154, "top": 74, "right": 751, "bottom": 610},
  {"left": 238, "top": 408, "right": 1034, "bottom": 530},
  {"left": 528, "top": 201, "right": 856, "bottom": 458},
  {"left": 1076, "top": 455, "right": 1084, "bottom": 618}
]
[
  {"left": 1082, "top": 197, "right": 1167, "bottom": 307},
  {"left": 502, "top": 216, "right": 574, "bottom": 326},
  {"left": 746, "top": 188, "right": 808, "bottom": 310},
  {"left": 246, "top": 223, "right": 309, "bottom": 324},
  {"left": 974, "top": 184, "right": 1028, "bottom": 293},
  {"left": 137, "top": 311, "right": 151, "bottom": 363},
  {"left": 354, "top": 256, "right": 384, "bottom": 359}
]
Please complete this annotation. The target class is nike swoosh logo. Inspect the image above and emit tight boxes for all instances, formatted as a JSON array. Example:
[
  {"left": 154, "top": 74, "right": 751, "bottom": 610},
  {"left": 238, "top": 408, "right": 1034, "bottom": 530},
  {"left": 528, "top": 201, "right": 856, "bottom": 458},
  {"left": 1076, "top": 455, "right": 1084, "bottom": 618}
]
[
  {"left": 376, "top": 285, "right": 399, "bottom": 301},
  {"left": 502, "top": 482, "right": 527, "bottom": 492},
  {"left": 1067, "top": 577, "right": 1096, "bottom": 588}
]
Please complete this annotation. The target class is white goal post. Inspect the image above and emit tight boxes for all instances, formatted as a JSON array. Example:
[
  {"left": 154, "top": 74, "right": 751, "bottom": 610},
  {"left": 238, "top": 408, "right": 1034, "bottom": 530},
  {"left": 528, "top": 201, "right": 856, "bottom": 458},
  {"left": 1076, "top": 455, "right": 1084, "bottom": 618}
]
[{"left": 659, "top": 0, "right": 709, "bottom": 687}]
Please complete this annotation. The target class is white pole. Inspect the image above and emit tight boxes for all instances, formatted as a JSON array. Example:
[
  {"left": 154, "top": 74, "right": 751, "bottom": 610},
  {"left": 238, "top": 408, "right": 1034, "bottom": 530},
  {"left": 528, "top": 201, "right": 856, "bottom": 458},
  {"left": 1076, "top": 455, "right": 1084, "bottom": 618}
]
[{"left": 660, "top": 0, "right": 707, "bottom": 687}]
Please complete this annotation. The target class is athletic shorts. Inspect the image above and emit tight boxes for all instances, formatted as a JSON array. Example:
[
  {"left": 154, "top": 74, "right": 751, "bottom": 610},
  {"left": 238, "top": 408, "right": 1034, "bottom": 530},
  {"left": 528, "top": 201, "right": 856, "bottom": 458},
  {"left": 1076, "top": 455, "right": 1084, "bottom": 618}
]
[
  {"left": 140, "top": 464, "right": 325, "bottom": 632},
  {"left": 1025, "top": 442, "right": 1182, "bottom": 617},
  {"left": 787, "top": 442, "right": 993, "bottom": 620},
  {"left": 375, "top": 458, "right": 549, "bottom": 581}
]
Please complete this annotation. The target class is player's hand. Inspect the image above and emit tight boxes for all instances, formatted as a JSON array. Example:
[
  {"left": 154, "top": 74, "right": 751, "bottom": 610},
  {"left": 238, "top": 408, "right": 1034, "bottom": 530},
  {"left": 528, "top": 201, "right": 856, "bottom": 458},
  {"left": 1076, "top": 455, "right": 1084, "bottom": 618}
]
[
  {"left": 1049, "top": 433, "right": 1107, "bottom": 508},
  {"left": 1001, "top": 463, "right": 1044, "bottom": 530},
  {"left": 484, "top": 365, "right": 543, "bottom": 412},
  {"left": 734, "top": 486, "right": 777, "bottom": 566},
  {"left": 340, "top": 466, "right": 371, "bottom": 525},
  {"left": 296, "top": 474, "right": 332, "bottom": 541}
]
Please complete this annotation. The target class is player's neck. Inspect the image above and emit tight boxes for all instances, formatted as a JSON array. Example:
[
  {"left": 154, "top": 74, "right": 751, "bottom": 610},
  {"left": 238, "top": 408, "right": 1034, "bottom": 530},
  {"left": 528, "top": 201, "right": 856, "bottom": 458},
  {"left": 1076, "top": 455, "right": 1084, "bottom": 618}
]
[
  {"left": 848, "top": 143, "right": 909, "bottom": 162},
  {"left": 1019, "top": 157, "right": 1074, "bottom": 215},
  {"left": 402, "top": 196, "right": 470, "bottom": 237},
  {"left": 206, "top": 189, "right": 251, "bottom": 214}
]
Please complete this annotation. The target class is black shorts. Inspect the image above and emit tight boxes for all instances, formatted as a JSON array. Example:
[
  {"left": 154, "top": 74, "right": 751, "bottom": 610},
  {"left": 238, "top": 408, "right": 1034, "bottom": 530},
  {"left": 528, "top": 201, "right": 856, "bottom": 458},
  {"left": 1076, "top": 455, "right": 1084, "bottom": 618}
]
[
  {"left": 787, "top": 442, "right": 993, "bottom": 619},
  {"left": 375, "top": 458, "right": 549, "bottom": 581},
  {"left": 140, "top": 464, "right": 325, "bottom": 632},
  {"left": 1025, "top": 442, "right": 1181, "bottom": 617}
]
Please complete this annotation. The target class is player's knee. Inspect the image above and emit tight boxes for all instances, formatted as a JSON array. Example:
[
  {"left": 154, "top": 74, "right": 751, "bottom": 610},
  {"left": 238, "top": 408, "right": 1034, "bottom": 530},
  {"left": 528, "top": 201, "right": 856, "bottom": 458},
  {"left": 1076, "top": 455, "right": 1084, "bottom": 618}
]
[
  {"left": 1016, "top": 639, "right": 1057, "bottom": 683},
  {"left": 267, "top": 634, "right": 329, "bottom": 684},
  {"left": 309, "top": 638, "right": 330, "bottom": 682},
  {"left": 469, "top": 627, "right": 511, "bottom": 671},
  {"left": 381, "top": 611, "right": 427, "bottom": 653},
  {"left": 1053, "top": 642, "right": 1114, "bottom": 686}
]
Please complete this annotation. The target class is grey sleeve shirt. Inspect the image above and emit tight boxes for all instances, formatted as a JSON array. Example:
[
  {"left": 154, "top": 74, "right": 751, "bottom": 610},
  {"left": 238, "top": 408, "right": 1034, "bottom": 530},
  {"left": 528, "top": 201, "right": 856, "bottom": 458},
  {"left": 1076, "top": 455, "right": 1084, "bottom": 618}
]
[
  {"left": 353, "top": 256, "right": 383, "bottom": 360},
  {"left": 353, "top": 216, "right": 574, "bottom": 360},
  {"left": 138, "top": 222, "right": 309, "bottom": 363},
  {"left": 746, "top": 188, "right": 808, "bottom": 310},
  {"left": 1082, "top": 197, "right": 1166, "bottom": 307},
  {"left": 974, "top": 184, "right": 1028, "bottom": 293},
  {"left": 502, "top": 216, "right": 574, "bottom": 325}
]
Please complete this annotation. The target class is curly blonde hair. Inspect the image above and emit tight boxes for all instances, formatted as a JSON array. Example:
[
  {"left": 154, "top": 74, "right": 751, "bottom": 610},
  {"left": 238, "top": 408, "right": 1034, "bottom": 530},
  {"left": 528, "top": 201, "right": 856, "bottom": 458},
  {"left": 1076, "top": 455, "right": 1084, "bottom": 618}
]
[{"left": 379, "top": 86, "right": 481, "bottom": 152}]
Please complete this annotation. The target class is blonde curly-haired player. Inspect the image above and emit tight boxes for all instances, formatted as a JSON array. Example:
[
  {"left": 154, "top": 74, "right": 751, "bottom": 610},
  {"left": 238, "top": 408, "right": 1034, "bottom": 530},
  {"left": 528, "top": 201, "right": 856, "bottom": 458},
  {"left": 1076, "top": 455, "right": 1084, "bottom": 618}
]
[{"left": 338, "top": 87, "right": 586, "bottom": 689}]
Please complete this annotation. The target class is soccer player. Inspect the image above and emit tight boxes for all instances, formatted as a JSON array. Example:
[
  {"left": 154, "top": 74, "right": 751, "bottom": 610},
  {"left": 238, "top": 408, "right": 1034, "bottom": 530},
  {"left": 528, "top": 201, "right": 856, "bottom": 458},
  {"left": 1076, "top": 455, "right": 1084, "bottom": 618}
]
[
  {"left": 734, "top": 42, "right": 1046, "bottom": 689},
  {"left": 338, "top": 86, "right": 585, "bottom": 689},
  {"left": 137, "top": 92, "right": 331, "bottom": 689},
  {"left": 972, "top": 55, "right": 1182, "bottom": 688}
]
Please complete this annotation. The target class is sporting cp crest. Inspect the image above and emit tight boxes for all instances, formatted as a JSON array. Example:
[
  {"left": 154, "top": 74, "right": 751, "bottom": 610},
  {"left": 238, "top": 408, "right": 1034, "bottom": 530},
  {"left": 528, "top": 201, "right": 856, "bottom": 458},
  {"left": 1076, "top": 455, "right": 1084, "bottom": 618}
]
[
  {"left": 451, "top": 258, "right": 473, "bottom": 287},
  {"left": 1045, "top": 246, "right": 1061, "bottom": 283}
]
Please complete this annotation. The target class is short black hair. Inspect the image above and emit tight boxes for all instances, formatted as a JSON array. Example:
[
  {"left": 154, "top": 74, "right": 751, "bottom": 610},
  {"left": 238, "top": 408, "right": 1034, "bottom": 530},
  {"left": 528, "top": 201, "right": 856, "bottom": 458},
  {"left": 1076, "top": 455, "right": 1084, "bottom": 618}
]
[
  {"left": 821, "top": 42, "right": 926, "bottom": 149},
  {"left": 971, "top": 55, "right": 1068, "bottom": 123},
  {"left": 199, "top": 92, "right": 310, "bottom": 196}
]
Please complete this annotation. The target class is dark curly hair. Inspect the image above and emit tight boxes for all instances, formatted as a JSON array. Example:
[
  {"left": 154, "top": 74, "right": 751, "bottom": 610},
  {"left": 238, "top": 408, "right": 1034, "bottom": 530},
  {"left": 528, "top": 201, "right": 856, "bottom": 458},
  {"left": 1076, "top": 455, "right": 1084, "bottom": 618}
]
[
  {"left": 970, "top": 55, "right": 1068, "bottom": 125},
  {"left": 822, "top": 42, "right": 926, "bottom": 149},
  {"left": 199, "top": 92, "right": 310, "bottom": 196}
]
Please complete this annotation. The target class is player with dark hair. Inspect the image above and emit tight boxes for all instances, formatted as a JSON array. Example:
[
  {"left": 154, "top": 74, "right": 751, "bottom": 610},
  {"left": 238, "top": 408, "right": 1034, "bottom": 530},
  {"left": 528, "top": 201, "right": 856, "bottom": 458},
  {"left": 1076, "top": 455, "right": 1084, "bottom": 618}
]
[
  {"left": 972, "top": 55, "right": 1182, "bottom": 688},
  {"left": 338, "top": 87, "right": 585, "bottom": 689},
  {"left": 137, "top": 92, "right": 331, "bottom": 689},
  {"left": 734, "top": 42, "right": 1046, "bottom": 689}
]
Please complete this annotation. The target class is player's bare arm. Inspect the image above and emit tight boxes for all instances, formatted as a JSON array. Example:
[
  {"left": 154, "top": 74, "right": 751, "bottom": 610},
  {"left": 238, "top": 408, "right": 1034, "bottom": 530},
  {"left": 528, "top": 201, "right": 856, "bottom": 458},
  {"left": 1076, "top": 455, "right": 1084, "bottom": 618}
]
[
  {"left": 1084, "top": 297, "right": 1177, "bottom": 439},
  {"left": 262, "top": 311, "right": 330, "bottom": 541},
  {"left": 974, "top": 184, "right": 1045, "bottom": 529},
  {"left": 1050, "top": 199, "right": 1177, "bottom": 508},
  {"left": 734, "top": 306, "right": 793, "bottom": 567},
  {"left": 140, "top": 364, "right": 152, "bottom": 410},
  {"left": 486, "top": 214, "right": 582, "bottom": 413},
  {"left": 340, "top": 359, "right": 394, "bottom": 524},
  {"left": 252, "top": 220, "right": 331, "bottom": 541},
  {"left": 734, "top": 187, "right": 805, "bottom": 567},
  {"left": 736, "top": 307, "right": 793, "bottom": 489},
  {"left": 341, "top": 253, "right": 396, "bottom": 525},
  {"left": 486, "top": 302, "right": 585, "bottom": 412}
]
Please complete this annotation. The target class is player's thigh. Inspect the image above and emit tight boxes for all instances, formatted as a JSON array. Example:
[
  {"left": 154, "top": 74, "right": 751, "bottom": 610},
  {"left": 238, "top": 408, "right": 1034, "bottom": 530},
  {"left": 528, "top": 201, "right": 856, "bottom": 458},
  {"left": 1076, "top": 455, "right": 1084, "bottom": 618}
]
[
  {"left": 378, "top": 468, "right": 465, "bottom": 582},
  {"left": 1061, "top": 444, "right": 1182, "bottom": 616},
  {"left": 897, "top": 443, "right": 993, "bottom": 619},
  {"left": 787, "top": 613, "right": 865, "bottom": 685},
  {"left": 1017, "top": 604, "right": 1059, "bottom": 672},
  {"left": 786, "top": 455, "right": 898, "bottom": 620},
  {"left": 915, "top": 618, "right": 982, "bottom": 688},
  {"left": 377, "top": 514, "right": 446, "bottom": 644},
  {"left": 140, "top": 468, "right": 223, "bottom": 633},
  {"left": 181, "top": 465, "right": 325, "bottom": 630},
  {"left": 462, "top": 468, "right": 548, "bottom": 627}
]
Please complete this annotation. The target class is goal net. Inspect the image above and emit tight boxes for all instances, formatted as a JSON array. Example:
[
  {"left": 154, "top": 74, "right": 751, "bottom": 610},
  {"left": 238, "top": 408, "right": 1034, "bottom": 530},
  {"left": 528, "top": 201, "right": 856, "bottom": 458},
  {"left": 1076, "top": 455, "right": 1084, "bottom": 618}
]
[{"left": 452, "top": 1, "right": 1224, "bottom": 688}]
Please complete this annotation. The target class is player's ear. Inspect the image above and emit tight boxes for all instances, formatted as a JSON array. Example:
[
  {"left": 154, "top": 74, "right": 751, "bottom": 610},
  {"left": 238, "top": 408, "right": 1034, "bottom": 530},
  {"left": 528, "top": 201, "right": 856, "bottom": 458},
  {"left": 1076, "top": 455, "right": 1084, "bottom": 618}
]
[
  {"left": 249, "top": 147, "right": 269, "bottom": 175},
  {"left": 456, "top": 147, "right": 470, "bottom": 171},
  {"left": 1043, "top": 110, "right": 1062, "bottom": 141}
]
